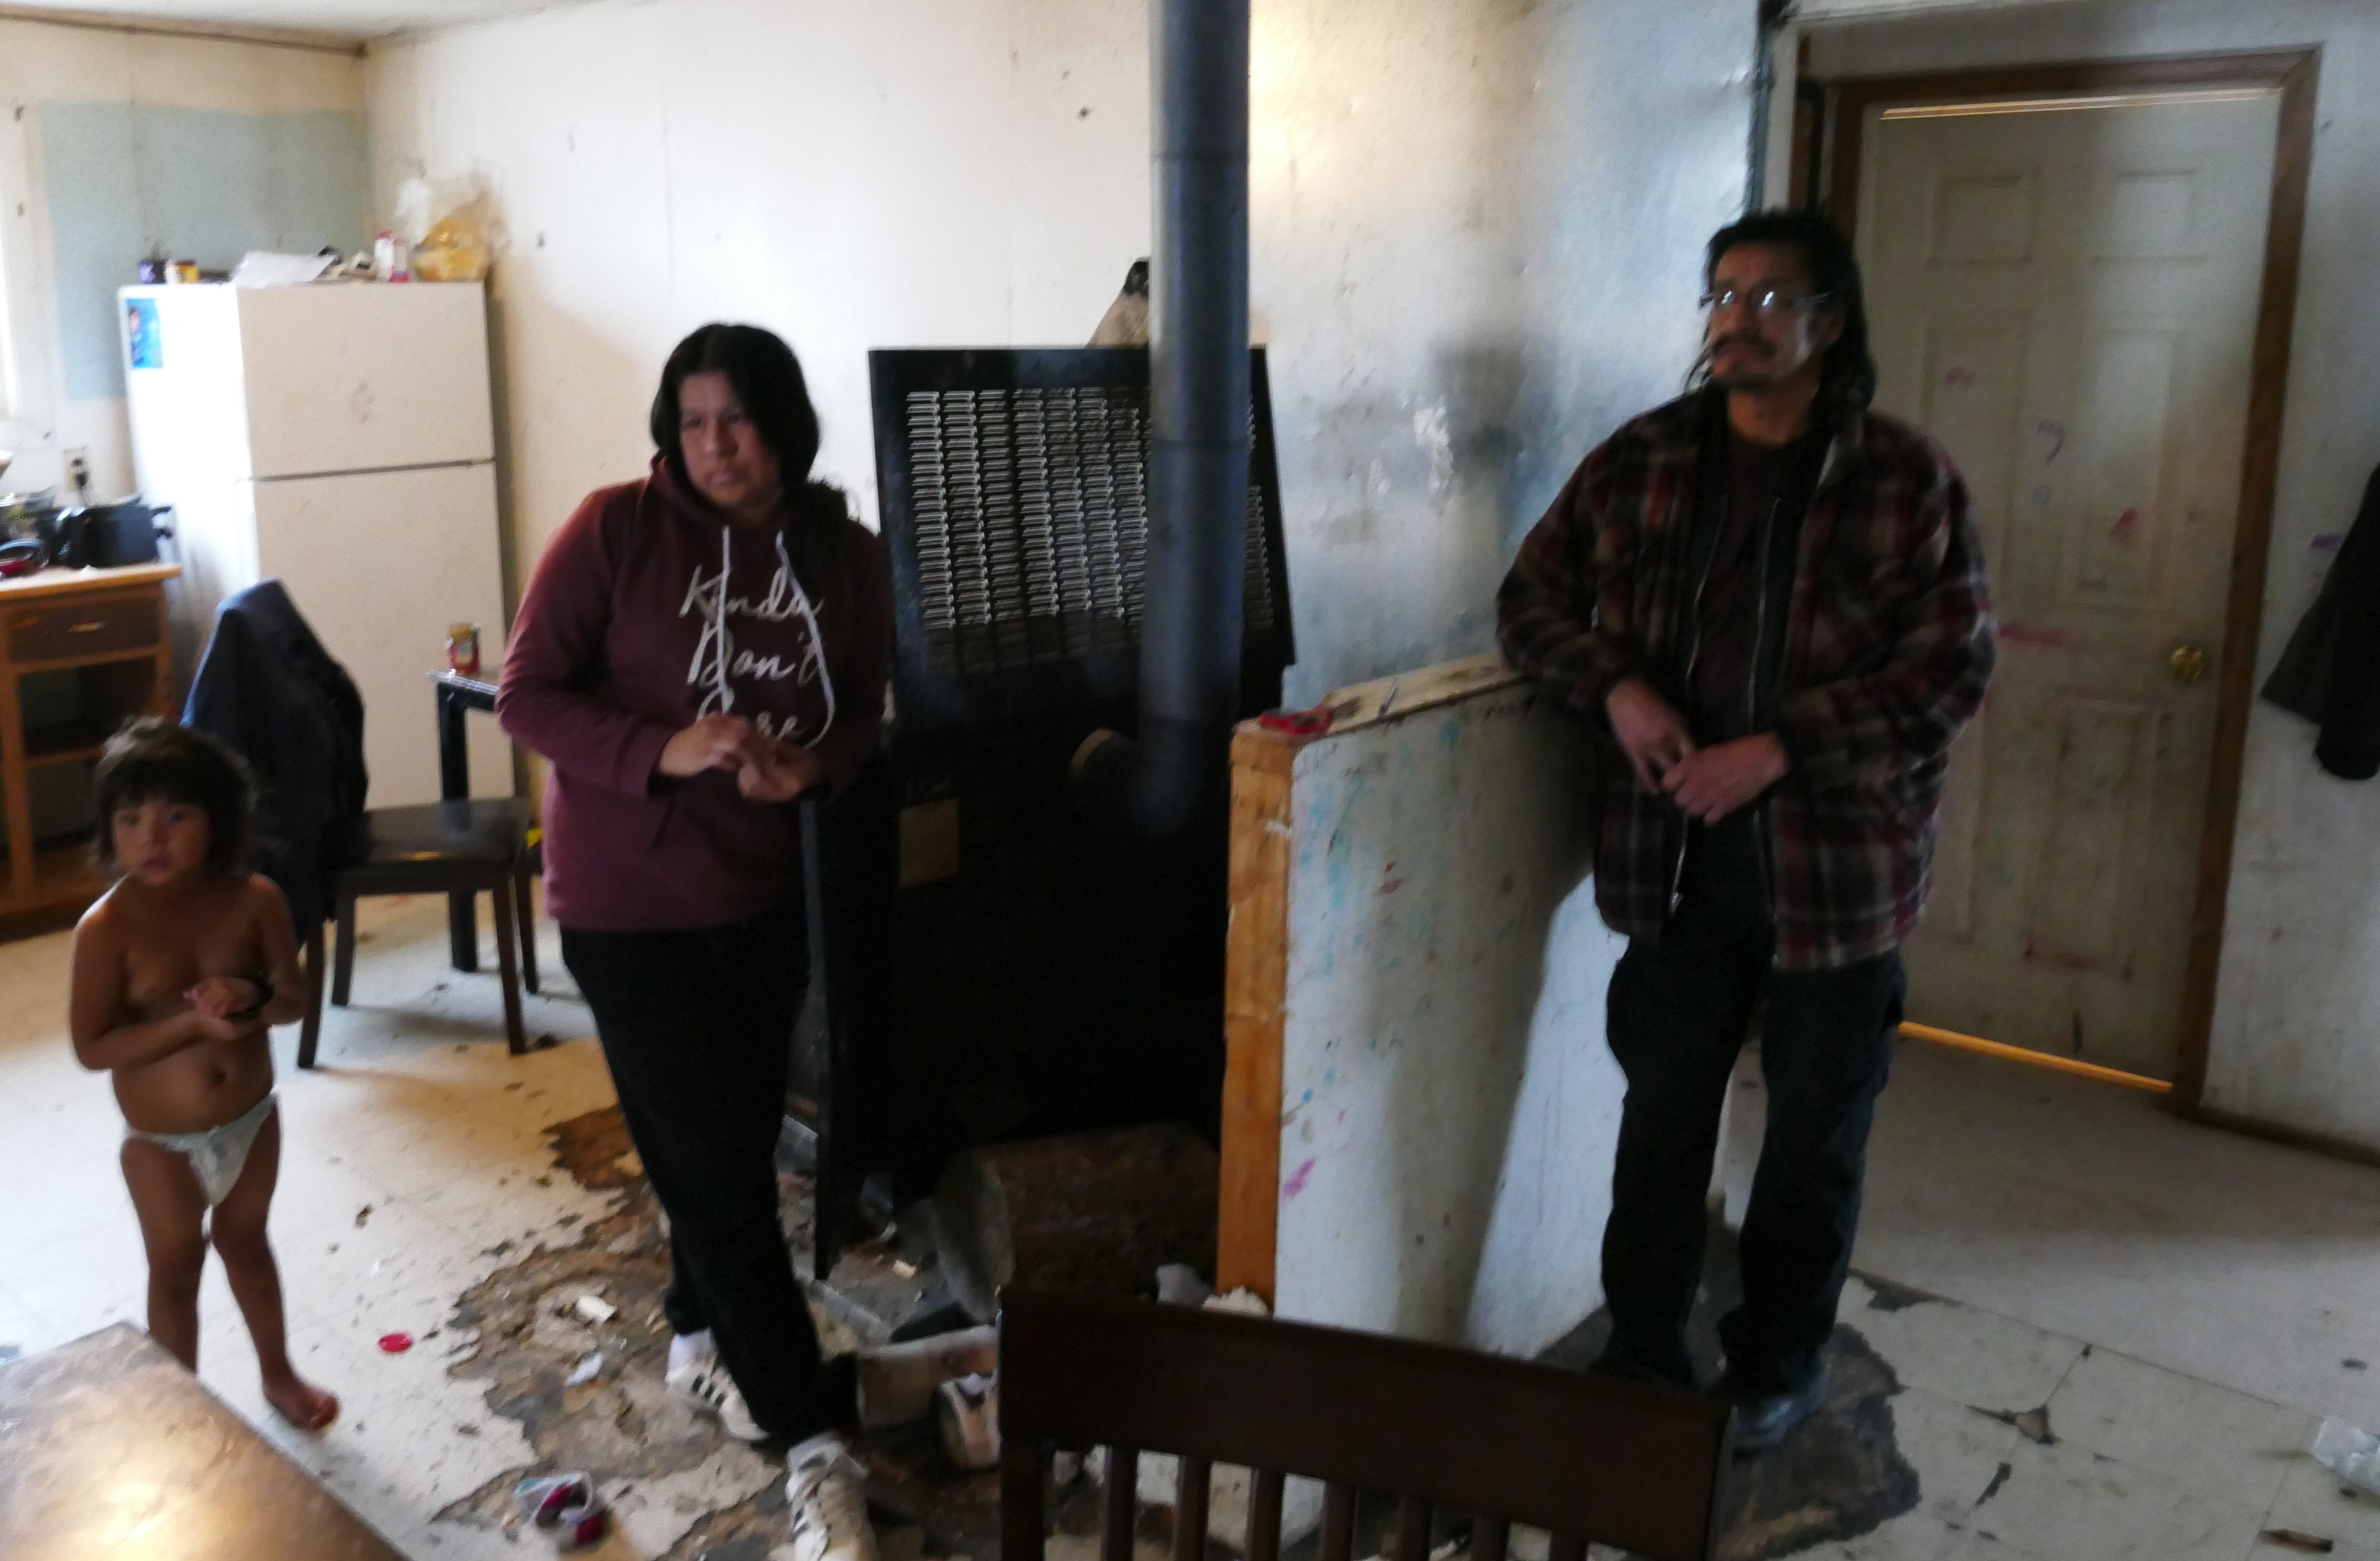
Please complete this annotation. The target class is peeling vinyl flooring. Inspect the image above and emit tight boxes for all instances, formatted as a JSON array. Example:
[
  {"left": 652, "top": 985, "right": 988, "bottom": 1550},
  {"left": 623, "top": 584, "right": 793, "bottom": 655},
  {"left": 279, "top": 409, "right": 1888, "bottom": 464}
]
[{"left": 10, "top": 896, "right": 2380, "bottom": 1560}]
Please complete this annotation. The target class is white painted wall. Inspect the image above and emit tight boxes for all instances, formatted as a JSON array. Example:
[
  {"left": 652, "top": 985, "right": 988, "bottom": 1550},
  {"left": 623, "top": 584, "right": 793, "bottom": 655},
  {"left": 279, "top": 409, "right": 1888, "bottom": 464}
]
[
  {"left": 362, "top": 0, "right": 1148, "bottom": 650},
  {"left": 364, "top": 0, "right": 1757, "bottom": 704},
  {"left": 0, "top": 16, "right": 362, "bottom": 498},
  {"left": 362, "top": 0, "right": 1758, "bottom": 1351},
  {"left": 1808, "top": 0, "right": 2380, "bottom": 1147}
]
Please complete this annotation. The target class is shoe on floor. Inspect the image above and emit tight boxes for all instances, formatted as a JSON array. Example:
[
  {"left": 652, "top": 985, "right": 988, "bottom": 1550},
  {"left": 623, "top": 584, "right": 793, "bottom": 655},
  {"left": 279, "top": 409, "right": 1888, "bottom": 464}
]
[
  {"left": 1725, "top": 1368, "right": 1828, "bottom": 1454},
  {"left": 667, "top": 1345, "right": 769, "bottom": 1443},
  {"left": 785, "top": 1434, "right": 877, "bottom": 1561},
  {"left": 856, "top": 1325, "right": 999, "bottom": 1429},
  {"left": 934, "top": 1372, "right": 1000, "bottom": 1471}
]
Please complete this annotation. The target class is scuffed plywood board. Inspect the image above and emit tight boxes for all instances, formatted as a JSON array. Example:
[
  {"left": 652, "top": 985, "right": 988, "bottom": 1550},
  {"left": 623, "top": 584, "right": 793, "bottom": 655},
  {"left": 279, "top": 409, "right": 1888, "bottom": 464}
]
[{"left": 1268, "top": 664, "right": 1626, "bottom": 1356}]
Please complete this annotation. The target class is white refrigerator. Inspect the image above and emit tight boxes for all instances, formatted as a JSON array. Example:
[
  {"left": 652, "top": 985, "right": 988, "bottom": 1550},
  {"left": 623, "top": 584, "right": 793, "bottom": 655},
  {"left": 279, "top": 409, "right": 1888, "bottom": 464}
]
[{"left": 120, "top": 281, "right": 512, "bottom": 807}]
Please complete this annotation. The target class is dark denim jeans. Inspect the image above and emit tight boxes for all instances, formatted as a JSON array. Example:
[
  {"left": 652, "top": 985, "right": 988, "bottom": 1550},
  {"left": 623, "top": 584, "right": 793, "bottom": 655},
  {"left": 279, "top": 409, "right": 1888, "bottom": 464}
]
[
  {"left": 563, "top": 900, "right": 855, "bottom": 1442},
  {"left": 1596, "top": 815, "right": 1905, "bottom": 1395}
]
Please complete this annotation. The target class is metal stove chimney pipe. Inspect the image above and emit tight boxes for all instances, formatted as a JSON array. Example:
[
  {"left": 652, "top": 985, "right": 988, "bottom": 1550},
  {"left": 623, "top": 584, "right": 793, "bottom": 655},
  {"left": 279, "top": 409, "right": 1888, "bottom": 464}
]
[{"left": 1074, "top": 0, "right": 1251, "bottom": 835}]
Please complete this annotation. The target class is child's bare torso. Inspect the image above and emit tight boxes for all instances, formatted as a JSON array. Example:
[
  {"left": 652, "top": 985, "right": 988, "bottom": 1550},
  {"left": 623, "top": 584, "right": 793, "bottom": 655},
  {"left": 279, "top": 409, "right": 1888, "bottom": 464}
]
[{"left": 103, "top": 874, "right": 274, "bottom": 1134}]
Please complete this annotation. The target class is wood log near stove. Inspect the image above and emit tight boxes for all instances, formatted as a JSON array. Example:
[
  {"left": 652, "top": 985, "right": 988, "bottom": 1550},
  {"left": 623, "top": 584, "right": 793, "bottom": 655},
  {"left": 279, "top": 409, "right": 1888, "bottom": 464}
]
[{"left": 933, "top": 1123, "right": 1219, "bottom": 1320}]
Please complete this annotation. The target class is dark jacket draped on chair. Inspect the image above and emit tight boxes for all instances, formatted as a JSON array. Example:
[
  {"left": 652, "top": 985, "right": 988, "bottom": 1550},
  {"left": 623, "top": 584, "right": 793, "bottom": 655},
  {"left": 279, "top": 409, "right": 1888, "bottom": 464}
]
[{"left": 182, "top": 581, "right": 368, "bottom": 927}]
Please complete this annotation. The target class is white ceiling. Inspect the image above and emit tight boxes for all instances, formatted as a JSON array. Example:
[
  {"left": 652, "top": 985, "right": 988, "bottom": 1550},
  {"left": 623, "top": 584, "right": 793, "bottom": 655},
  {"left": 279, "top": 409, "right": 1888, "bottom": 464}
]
[
  {"left": 1799, "top": 0, "right": 2078, "bottom": 21},
  {"left": 4, "top": 0, "right": 2095, "bottom": 57},
  {"left": 0, "top": 0, "right": 575, "bottom": 47}
]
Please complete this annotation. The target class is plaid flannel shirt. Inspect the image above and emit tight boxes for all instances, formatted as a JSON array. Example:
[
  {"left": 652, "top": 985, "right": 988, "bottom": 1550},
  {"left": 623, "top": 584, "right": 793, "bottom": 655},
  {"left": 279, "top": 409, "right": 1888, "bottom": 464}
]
[{"left": 1498, "top": 390, "right": 1996, "bottom": 970}]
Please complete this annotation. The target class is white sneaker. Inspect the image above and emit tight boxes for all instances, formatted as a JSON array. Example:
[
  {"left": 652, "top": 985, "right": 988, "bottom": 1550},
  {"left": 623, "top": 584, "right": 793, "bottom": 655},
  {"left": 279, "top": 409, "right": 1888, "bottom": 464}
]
[
  {"left": 667, "top": 1345, "right": 768, "bottom": 1443},
  {"left": 933, "top": 1372, "right": 1000, "bottom": 1471},
  {"left": 668, "top": 1328, "right": 713, "bottom": 1377},
  {"left": 784, "top": 1435, "right": 876, "bottom": 1561},
  {"left": 855, "top": 1325, "right": 1000, "bottom": 1429}
]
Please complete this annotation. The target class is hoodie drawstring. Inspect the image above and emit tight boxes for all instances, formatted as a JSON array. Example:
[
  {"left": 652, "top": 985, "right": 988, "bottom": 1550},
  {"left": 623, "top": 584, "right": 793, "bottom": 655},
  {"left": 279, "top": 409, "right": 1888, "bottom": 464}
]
[
  {"left": 776, "top": 529, "right": 837, "bottom": 748},
  {"left": 711, "top": 524, "right": 736, "bottom": 716},
  {"left": 708, "top": 524, "right": 838, "bottom": 749}
]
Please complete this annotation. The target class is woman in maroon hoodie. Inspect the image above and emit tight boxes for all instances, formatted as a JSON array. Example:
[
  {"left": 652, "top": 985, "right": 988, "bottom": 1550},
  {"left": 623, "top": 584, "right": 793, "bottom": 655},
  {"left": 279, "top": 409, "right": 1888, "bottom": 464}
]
[{"left": 499, "top": 324, "right": 889, "bottom": 1558}]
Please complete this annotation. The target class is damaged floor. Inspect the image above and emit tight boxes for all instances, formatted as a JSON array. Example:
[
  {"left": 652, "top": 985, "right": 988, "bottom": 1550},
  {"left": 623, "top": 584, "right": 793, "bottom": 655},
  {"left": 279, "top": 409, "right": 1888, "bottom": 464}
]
[{"left": 7, "top": 897, "right": 2380, "bottom": 1559}]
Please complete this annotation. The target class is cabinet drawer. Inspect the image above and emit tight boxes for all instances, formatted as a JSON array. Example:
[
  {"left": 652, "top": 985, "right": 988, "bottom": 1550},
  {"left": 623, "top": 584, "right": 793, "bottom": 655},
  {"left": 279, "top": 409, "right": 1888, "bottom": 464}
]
[{"left": 9, "top": 593, "right": 159, "bottom": 663}]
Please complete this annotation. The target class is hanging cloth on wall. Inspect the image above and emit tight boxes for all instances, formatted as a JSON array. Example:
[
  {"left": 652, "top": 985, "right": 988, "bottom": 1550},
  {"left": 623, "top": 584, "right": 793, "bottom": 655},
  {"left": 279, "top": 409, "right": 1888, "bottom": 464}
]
[{"left": 2263, "top": 464, "right": 2380, "bottom": 780}]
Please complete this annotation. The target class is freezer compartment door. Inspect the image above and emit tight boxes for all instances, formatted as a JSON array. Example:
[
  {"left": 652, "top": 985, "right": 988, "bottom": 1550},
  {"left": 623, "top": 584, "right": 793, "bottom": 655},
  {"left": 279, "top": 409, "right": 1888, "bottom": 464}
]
[
  {"left": 253, "top": 463, "right": 511, "bottom": 807},
  {"left": 236, "top": 283, "right": 496, "bottom": 478}
]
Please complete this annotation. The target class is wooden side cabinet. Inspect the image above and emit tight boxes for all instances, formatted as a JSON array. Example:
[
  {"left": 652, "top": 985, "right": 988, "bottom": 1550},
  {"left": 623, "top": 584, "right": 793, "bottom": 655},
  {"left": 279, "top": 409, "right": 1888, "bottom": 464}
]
[{"left": 0, "top": 564, "right": 179, "bottom": 919}]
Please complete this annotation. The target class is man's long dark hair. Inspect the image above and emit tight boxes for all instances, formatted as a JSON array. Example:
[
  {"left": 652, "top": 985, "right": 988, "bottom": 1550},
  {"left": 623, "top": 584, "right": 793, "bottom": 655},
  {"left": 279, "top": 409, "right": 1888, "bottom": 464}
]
[
  {"left": 649, "top": 322, "right": 849, "bottom": 588},
  {"left": 1695, "top": 208, "right": 1878, "bottom": 415}
]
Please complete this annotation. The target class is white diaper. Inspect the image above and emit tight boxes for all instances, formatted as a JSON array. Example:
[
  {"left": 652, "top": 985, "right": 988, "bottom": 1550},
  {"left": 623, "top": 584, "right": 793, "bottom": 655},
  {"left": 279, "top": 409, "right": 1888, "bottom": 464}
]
[{"left": 125, "top": 1091, "right": 277, "bottom": 1207}]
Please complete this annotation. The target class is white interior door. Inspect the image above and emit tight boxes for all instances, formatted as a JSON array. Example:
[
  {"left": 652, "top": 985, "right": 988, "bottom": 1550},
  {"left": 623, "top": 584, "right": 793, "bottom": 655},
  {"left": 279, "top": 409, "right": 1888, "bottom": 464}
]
[
  {"left": 253, "top": 462, "right": 510, "bottom": 808},
  {"left": 1860, "top": 86, "right": 2280, "bottom": 1079}
]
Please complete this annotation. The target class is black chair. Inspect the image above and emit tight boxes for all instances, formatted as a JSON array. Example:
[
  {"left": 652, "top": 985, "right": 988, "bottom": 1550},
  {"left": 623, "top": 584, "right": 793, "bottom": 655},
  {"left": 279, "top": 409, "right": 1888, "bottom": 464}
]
[
  {"left": 296, "top": 800, "right": 538, "bottom": 1067},
  {"left": 999, "top": 1289, "right": 1734, "bottom": 1561}
]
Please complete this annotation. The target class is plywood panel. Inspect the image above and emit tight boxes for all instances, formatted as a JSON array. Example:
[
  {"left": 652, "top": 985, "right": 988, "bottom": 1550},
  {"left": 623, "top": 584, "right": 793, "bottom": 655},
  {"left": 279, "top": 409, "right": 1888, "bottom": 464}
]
[
  {"left": 1219, "top": 725, "right": 1300, "bottom": 1301},
  {"left": 1242, "top": 658, "right": 1625, "bottom": 1356}
]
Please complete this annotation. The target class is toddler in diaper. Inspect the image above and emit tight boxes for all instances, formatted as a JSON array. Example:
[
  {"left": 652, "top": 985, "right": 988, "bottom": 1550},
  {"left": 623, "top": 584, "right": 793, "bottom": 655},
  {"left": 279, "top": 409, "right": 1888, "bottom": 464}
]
[{"left": 68, "top": 718, "right": 335, "bottom": 1429}]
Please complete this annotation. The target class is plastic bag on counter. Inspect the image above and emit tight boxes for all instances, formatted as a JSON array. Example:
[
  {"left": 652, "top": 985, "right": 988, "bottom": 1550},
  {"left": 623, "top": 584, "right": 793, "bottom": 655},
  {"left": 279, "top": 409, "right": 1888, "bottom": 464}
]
[{"left": 394, "top": 175, "right": 495, "bottom": 283}]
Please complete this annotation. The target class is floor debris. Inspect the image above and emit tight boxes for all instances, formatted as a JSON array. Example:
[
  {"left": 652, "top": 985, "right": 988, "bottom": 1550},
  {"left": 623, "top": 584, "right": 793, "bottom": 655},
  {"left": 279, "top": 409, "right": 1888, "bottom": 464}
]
[
  {"left": 2263, "top": 1529, "right": 2338, "bottom": 1554},
  {"left": 2314, "top": 1416, "right": 2380, "bottom": 1495},
  {"left": 545, "top": 1105, "right": 646, "bottom": 1189},
  {"left": 1540, "top": 1212, "right": 1922, "bottom": 1561},
  {"left": 436, "top": 1104, "right": 1939, "bottom": 1561},
  {"left": 1859, "top": 1276, "right": 1935, "bottom": 1313},
  {"left": 514, "top": 1472, "right": 609, "bottom": 1552},
  {"left": 433, "top": 1157, "right": 787, "bottom": 1559},
  {"left": 420, "top": 1105, "right": 1138, "bottom": 1561},
  {"left": 1980, "top": 1404, "right": 2056, "bottom": 1444}
]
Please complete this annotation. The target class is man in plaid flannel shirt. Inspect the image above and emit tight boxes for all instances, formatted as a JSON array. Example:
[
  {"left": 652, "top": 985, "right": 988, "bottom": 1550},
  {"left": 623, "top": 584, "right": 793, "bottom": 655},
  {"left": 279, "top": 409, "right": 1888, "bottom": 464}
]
[{"left": 1498, "top": 210, "right": 1994, "bottom": 1450}]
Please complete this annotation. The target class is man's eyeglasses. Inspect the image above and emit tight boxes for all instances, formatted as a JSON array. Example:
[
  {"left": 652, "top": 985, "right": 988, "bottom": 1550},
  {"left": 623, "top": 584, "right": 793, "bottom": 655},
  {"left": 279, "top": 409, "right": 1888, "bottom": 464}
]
[{"left": 1700, "top": 287, "right": 1834, "bottom": 319}]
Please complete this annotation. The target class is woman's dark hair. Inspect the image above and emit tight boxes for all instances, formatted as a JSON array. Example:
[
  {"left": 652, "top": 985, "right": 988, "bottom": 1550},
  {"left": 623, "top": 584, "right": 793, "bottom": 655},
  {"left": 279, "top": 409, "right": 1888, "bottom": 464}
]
[
  {"left": 91, "top": 717, "right": 255, "bottom": 875},
  {"left": 1697, "top": 208, "right": 1878, "bottom": 415},
  {"left": 648, "top": 324, "right": 850, "bottom": 586}
]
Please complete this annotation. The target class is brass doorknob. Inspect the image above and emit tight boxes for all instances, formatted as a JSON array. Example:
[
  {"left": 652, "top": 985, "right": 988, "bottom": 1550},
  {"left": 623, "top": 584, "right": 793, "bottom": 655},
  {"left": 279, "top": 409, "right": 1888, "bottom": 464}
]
[{"left": 2170, "top": 645, "right": 2210, "bottom": 685}]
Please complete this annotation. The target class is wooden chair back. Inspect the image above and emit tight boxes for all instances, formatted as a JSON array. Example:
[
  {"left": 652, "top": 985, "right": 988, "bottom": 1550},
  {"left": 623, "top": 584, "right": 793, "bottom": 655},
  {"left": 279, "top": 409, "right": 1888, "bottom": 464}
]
[{"left": 997, "top": 1289, "right": 1733, "bottom": 1561}]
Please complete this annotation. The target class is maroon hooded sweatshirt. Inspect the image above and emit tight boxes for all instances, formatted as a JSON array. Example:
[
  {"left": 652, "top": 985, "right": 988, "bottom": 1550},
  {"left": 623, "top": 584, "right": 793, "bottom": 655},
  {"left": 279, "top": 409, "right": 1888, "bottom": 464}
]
[{"left": 497, "top": 457, "right": 892, "bottom": 932}]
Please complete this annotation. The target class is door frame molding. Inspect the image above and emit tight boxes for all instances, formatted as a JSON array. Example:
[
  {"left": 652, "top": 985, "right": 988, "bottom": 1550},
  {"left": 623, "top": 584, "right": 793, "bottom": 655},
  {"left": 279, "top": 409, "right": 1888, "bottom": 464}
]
[{"left": 1825, "top": 48, "right": 2320, "bottom": 1112}]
